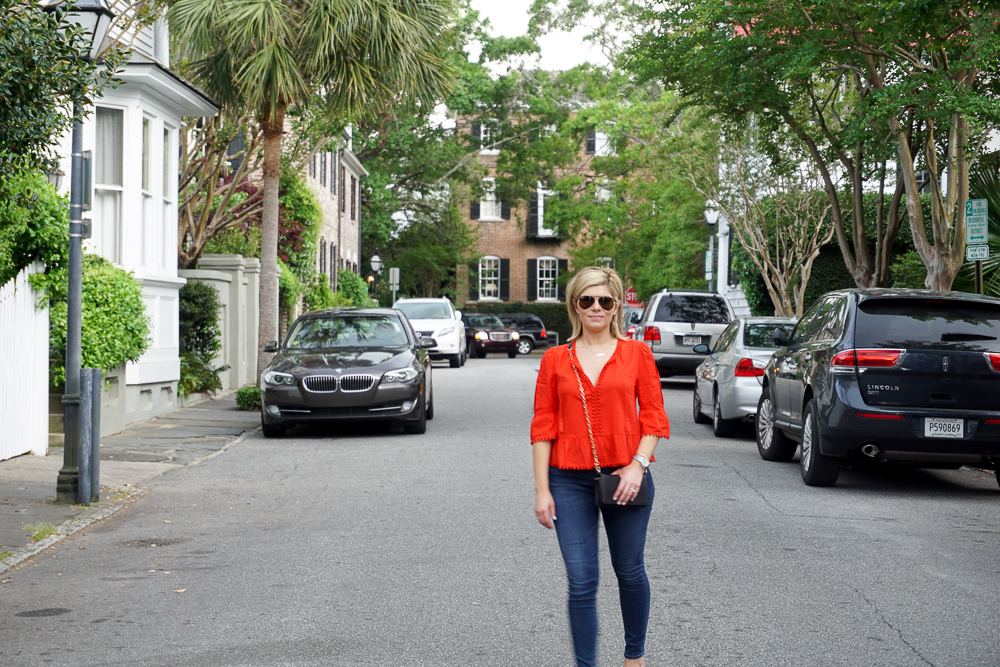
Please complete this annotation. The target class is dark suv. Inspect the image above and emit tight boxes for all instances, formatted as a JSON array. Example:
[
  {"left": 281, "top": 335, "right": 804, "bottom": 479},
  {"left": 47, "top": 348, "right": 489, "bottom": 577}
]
[
  {"left": 755, "top": 289, "right": 1000, "bottom": 487},
  {"left": 497, "top": 313, "right": 548, "bottom": 354}
]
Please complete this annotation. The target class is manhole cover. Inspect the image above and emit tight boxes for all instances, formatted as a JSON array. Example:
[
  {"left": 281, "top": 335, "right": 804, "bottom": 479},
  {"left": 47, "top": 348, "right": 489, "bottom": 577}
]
[
  {"left": 117, "top": 538, "right": 185, "bottom": 548},
  {"left": 16, "top": 608, "right": 71, "bottom": 618}
]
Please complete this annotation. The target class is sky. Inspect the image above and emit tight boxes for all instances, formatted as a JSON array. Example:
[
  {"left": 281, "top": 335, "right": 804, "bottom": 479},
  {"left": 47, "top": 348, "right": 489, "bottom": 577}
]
[{"left": 468, "top": 0, "right": 608, "bottom": 71}]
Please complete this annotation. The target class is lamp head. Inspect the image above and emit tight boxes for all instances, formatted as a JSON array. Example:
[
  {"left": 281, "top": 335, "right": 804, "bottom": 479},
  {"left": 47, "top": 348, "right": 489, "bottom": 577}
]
[
  {"left": 370, "top": 253, "right": 383, "bottom": 273},
  {"left": 704, "top": 200, "right": 720, "bottom": 228},
  {"left": 42, "top": 0, "right": 115, "bottom": 62}
]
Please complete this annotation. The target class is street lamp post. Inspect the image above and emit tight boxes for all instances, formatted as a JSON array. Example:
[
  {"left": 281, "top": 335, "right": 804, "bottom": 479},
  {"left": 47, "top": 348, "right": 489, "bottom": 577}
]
[
  {"left": 704, "top": 201, "right": 721, "bottom": 294},
  {"left": 43, "top": 0, "right": 113, "bottom": 504},
  {"left": 370, "top": 253, "right": 382, "bottom": 303}
]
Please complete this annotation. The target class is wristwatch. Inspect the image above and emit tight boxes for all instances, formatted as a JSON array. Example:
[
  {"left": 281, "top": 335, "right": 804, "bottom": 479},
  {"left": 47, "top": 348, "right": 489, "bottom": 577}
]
[{"left": 631, "top": 454, "right": 650, "bottom": 471}]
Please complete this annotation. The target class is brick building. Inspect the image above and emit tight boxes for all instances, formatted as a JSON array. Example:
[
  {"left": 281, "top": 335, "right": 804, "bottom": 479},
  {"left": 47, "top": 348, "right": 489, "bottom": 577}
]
[
  {"left": 305, "top": 126, "right": 367, "bottom": 289},
  {"left": 458, "top": 119, "right": 616, "bottom": 306}
]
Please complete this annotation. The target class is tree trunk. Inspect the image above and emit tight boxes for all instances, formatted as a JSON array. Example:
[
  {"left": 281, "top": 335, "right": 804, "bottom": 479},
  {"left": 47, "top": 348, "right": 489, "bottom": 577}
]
[{"left": 256, "top": 103, "right": 287, "bottom": 381}]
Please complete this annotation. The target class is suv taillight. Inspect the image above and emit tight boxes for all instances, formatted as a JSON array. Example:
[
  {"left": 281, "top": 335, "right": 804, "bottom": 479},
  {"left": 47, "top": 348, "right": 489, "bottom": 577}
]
[
  {"left": 643, "top": 326, "right": 661, "bottom": 343},
  {"left": 987, "top": 353, "right": 1000, "bottom": 372},
  {"left": 540, "top": 328, "right": 547, "bottom": 339},
  {"left": 831, "top": 349, "right": 903, "bottom": 368},
  {"left": 734, "top": 357, "right": 766, "bottom": 377}
]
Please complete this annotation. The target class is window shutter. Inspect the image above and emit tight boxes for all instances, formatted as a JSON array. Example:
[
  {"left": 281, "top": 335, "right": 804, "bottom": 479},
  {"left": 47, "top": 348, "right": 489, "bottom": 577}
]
[
  {"left": 331, "top": 245, "right": 337, "bottom": 288},
  {"left": 500, "top": 259, "right": 510, "bottom": 301},
  {"left": 557, "top": 259, "right": 568, "bottom": 301},
  {"left": 468, "top": 262, "right": 479, "bottom": 301},
  {"left": 527, "top": 191, "right": 538, "bottom": 238},
  {"left": 471, "top": 121, "right": 481, "bottom": 143},
  {"left": 527, "top": 259, "right": 537, "bottom": 302},
  {"left": 470, "top": 199, "right": 480, "bottom": 219},
  {"left": 501, "top": 200, "right": 511, "bottom": 220},
  {"left": 585, "top": 130, "right": 596, "bottom": 154}
]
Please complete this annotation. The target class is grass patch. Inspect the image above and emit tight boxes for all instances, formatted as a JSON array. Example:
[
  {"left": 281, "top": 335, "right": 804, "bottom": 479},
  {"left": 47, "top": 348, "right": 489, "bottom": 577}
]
[
  {"left": 0, "top": 551, "right": 13, "bottom": 564},
  {"left": 24, "top": 523, "right": 56, "bottom": 542}
]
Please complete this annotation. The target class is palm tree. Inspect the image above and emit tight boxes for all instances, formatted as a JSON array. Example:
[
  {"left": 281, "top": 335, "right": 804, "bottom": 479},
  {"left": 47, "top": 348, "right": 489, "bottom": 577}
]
[{"left": 169, "top": 0, "right": 455, "bottom": 378}]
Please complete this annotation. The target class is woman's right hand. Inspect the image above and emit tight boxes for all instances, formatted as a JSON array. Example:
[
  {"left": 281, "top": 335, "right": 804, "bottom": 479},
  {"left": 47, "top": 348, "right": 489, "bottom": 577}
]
[{"left": 535, "top": 490, "right": 556, "bottom": 529}]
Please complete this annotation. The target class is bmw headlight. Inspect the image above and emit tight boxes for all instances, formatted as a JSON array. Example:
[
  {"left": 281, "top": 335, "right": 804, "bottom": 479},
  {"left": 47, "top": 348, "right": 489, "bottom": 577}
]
[
  {"left": 383, "top": 367, "right": 419, "bottom": 383},
  {"left": 263, "top": 370, "right": 296, "bottom": 386},
  {"left": 436, "top": 327, "right": 455, "bottom": 337},
  {"left": 475, "top": 331, "right": 489, "bottom": 341}
]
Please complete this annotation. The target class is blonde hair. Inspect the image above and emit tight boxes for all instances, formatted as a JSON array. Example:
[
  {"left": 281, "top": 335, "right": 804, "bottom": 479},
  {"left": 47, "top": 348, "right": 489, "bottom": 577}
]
[{"left": 565, "top": 266, "right": 628, "bottom": 341}]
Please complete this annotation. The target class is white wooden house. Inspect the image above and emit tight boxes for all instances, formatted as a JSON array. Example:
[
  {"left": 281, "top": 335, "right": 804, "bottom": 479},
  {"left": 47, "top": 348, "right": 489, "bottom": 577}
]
[{"left": 52, "top": 15, "right": 219, "bottom": 434}]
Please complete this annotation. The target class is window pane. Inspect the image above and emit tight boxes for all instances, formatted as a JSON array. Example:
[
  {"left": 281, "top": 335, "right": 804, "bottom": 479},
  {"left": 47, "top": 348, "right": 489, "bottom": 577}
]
[
  {"left": 480, "top": 257, "right": 500, "bottom": 299},
  {"left": 142, "top": 118, "right": 150, "bottom": 191},
  {"left": 481, "top": 180, "right": 501, "bottom": 219},
  {"left": 95, "top": 107, "right": 123, "bottom": 186},
  {"left": 93, "top": 189, "right": 120, "bottom": 262},
  {"left": 653, "top": 295, "right": 730, "bottom": 325},
  {"left": 163, "top": 128, "right": 171, "bottom": 197},
  {"left": 395, "top": 303, "right": 452, "bottom": 320},
  {"left": 538, "top": 258, "right": 558, "bottom": 300},
  {"left": 286, "top": 316, "right": 408, "bottom": 349}
]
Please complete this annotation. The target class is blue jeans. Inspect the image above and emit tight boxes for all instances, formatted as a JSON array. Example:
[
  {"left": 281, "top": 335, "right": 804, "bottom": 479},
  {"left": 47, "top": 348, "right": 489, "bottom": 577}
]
[{"left": 548, "top": 466, "right": 654, "bottom": 667}]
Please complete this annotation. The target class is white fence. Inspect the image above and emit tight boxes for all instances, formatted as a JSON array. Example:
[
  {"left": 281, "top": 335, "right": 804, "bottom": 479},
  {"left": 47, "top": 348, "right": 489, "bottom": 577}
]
[{"left": 0, "top": 263, "right": 49, "bottom": 460}]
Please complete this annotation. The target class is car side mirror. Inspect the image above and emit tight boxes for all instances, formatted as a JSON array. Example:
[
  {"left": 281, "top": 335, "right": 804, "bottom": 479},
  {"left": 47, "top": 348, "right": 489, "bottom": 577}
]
[
  {"left": 692, "top": 343, "right": 710, "bottom": 354},
  {"left": 455, "top": 310, "right": 462, "bottom": 319},
  {"left": 629, "top": 311, "right": 641, "bottom": 324},
  {"left": 419, "top": 337, "right": 437, "bottom": 349},
  {"left": 262, "top": 341, "right": 279, "bottom": 353},
  {"left": 772, "top": 328, "right": 790, "bottom": 347}
]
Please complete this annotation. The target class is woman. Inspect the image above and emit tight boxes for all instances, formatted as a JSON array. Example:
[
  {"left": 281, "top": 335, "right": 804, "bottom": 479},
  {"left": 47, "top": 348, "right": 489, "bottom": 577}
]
[{"left": 531, "top": 266, "right": 669, "bottom": 667}]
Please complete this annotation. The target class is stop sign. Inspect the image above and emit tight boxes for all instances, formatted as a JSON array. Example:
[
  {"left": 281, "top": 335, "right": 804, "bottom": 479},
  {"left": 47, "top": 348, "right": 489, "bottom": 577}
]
[{"left": 625, "top": 287, "right": 641, "bottom": 306}]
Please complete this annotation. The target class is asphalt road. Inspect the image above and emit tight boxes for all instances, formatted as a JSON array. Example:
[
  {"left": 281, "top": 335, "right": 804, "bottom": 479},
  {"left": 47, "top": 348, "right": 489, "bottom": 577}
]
[{"left": 2, "top": 355, "right": 998, "bottom": 666}]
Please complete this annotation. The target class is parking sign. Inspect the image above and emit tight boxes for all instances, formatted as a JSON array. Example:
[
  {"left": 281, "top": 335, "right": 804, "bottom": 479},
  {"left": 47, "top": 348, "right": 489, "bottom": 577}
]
[{"left": 966, "top": 199, "right": 988, "bottom": 245}]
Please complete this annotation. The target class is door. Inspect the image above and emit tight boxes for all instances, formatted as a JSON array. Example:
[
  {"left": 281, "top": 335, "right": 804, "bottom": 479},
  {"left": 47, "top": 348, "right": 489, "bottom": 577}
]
[{"left": 774, "top": 298, "right": 827, "bottom": 429}]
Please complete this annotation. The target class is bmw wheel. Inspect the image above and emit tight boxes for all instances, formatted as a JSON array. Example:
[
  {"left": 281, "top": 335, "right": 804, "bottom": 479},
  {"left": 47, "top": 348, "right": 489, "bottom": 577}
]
[{"left": 755, "top": 386, "right": 796, "bottom": 461}]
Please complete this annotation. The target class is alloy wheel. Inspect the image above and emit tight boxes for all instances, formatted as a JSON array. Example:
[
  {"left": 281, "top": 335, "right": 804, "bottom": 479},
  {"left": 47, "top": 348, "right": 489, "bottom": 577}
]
[
  {"left": 801, "top": 411, "right": 814, "bottom": 471},
  {"left": 757, "top": 398, "right": 774, "bottom": 449}
]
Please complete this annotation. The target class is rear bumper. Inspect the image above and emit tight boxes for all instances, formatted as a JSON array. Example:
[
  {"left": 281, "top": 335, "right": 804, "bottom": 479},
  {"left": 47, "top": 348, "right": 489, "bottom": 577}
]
[
  {"left": 718, "top": 377, "right": 765, "bottom": 420},
  {"left": 652, "top": 351, "right": 707, "bottom": 377},
  {"left": 819, "top": 388, "right": 1000, "bottom": 462}
]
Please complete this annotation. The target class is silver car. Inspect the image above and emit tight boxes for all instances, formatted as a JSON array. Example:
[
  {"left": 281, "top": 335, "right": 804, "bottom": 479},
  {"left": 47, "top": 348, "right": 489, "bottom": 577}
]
[
  {"left": 692, "top": 316, "right": 797, "bottom": 437},
  {"left": 637, "top": 290, "right": 736, "bottom": 376}
]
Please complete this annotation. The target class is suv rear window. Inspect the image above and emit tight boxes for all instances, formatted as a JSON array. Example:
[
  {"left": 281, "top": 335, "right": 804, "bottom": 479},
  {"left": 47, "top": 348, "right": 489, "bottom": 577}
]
[
  {"left": 855, "top": 298, "right": 1000, "bottom": 352},
  {"left": 654, "top": 295, "right": 730, "bottom": 325}
]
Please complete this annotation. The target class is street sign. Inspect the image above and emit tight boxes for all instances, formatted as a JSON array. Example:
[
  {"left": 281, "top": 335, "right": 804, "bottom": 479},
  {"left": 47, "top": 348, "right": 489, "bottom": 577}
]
[
  {"left": 967, "top": 245, "right": 990, "bottom": 261},
  {"left": 388, "top": 267, "right": 400, "bottom": 289},
  {"left": 705, "top": 250, "right": 713, "bottom": 281},
  {"left": 966, "top": 199, "right": 988, "bottom": 245},
  {"left": 624, "top": 287, "right": 642, "bottom": 307}
]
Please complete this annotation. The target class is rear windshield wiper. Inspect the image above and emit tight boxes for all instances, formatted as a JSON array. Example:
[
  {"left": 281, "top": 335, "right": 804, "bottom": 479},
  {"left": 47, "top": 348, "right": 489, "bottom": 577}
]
[{"left": 940, "top": 332, "right": 998, "bottom": 342}]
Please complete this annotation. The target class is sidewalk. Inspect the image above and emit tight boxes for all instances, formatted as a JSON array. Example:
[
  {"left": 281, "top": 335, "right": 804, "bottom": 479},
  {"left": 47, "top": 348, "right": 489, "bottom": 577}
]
[{"left": 0, "top": 393, "right": 260, "bottom": 574}]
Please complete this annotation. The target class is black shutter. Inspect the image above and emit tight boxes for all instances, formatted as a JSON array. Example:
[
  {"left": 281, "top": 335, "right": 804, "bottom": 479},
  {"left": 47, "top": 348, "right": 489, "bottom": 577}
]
[
  {"left": 527, "top": 191, "right": 538, "bottom": 238},
  {"left": 471, "top": 121, "right": 481, "bottom": 144},
  {"left": 501, "top": 200, "right": 511, "bottom": 220},
  {"left": 585, "top": 130, "right": 596, "bottom": 154},
  {"left": 557, "top": 259, "right": 568, "bottom": 301},
  {"left": 527, "top": 259, "right": 537, "bottom": 302},
  {"left": 227, "top": 131, "right": 246, "bottom": 174},
  {"left": 331, "top": 245, "right": 337, "bottom": 288},
  {"left": 499, "top": 259, "right": 510, "bottom": 301},
  {"left": 470, "top": 199, "right": 480, "bottom": 219},
  {"left": 468, "top": 262, "right": 479, "bottom": 301}
]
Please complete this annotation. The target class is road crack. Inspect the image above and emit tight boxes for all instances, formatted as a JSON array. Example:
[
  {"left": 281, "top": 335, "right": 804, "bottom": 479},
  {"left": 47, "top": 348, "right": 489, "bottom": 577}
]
[
  {"left": 850, "top": 585, "right": 936, "bottom": 666},
  {"left": 723, "top": 461, "right": 782, "bottom": 514}
]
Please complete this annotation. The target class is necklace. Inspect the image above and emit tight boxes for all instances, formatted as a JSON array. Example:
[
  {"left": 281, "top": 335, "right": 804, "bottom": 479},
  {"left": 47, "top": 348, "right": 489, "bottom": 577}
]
[{"left": 580, "top": 339, "right": 616, "bottom": 357}]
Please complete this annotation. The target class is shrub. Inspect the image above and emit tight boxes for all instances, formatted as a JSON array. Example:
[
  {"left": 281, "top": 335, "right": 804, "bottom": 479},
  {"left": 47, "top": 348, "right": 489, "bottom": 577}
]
[
  {"left": 36, "top": 254, "right": 151, "bottom": 386},
  {"left": 303, "top": 273, "right": 352, "bottom": 311},
  {"left": 178, "top": 280, "right": 229, "bottom": 398},
  {"left": 235, "top": 385, "right": 261, "bottom": 411},
  {"left": 0, "top": 168, "right": 69, "bottom": 284},
  {"left": 337, "top": 270, "right": 375, "bottom": 307}
]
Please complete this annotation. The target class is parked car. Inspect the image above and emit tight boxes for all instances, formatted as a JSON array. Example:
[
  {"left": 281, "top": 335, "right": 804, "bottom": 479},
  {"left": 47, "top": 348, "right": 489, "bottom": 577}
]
[
  {"left": 497, "top": 313, "right": 549, "bottom": 354},
  {"left": 623, "top": 306, "right": 644, "bottom": 339},
  {"left": 755, "top": 289, "right": 1000, "bottom": 488},
  {"left": 462, "top": 313, "right": 520, "bottom": 358},
  {"left": 692, "top": 316, "right": 797, "bottom": 437},
  {"left": 635, "top": 290, "right": 736, "bottom": 377},
  {"left": 393, "top": 297, "right": 466, "bottom": 368},
  {"left": 259, "top": 308, "right": 434, "bottom": 437}
]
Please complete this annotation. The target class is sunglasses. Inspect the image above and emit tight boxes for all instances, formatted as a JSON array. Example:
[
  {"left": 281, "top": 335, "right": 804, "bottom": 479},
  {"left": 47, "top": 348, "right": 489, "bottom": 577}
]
[{"left": 577, "top": 296, "right": 618, "bottom": 311}]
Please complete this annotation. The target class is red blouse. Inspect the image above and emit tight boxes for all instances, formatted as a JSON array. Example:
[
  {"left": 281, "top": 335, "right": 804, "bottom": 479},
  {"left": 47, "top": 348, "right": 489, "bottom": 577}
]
[{"left": 530, "top": 339, "right": 670, "bottom": 470}]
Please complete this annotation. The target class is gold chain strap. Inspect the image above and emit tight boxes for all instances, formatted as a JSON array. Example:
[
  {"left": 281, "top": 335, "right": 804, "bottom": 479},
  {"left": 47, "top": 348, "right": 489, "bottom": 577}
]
[{"left": 569, "top": 343, "right": 603, "bottom": 476}]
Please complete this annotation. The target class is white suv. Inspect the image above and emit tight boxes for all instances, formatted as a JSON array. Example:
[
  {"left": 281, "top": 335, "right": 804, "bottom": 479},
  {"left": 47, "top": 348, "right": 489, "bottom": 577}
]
[
  {"left": 636, "top": 290, "right": 735, "bottom": 377},
  {"left": 393, "top": 298, "right": 467, "bottom": 368}
]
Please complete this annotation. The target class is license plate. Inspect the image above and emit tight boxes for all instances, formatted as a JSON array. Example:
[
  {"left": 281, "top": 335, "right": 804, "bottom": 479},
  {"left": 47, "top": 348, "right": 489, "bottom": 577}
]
[
  {"left": 682, "top": 335, "right": 701, "bottom": 346},
  {"left": 924, "top": 417, "right": 964, "bottom": 438}
]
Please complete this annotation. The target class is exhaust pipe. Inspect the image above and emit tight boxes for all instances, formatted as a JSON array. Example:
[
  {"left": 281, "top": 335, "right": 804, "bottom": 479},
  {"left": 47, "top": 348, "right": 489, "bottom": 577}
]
[{"left": 861, "top": 443, "right": 880, "bottom": 458}]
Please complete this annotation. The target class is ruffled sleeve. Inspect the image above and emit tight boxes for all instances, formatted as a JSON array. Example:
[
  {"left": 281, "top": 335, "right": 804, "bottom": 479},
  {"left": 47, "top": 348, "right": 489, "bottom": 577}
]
[
  {"left": 530, "top": 347, "right": 560, "bottom": 444},
  {"left": 635, "top": 342, "right": 670, "bottom": 439}
]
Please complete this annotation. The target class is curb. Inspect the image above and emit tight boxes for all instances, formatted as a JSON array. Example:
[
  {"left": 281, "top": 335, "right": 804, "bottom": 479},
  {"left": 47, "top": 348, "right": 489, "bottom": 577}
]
[{"left": 0, "top": 425, "right": 260, "bottom": 576}]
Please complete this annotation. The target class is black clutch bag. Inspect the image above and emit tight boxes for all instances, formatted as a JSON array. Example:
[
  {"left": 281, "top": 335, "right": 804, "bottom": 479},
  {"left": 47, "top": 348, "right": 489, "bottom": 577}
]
[{"left": 596, "top": 472, "right": 648, "bottom": 507}]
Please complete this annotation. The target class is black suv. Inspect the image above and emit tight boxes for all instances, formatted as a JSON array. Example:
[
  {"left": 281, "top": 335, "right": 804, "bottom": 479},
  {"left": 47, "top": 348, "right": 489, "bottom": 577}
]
[
  {"left": 755, "top": 289, "right": 1000, "bottom": 487},
  {"left": 497, "top": 313, "right": 549, "bottom": 354}
]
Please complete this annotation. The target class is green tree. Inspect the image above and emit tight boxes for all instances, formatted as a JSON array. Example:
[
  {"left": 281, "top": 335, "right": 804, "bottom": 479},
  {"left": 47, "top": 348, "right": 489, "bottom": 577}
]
[
  {"left": 169, "top": 0, "right": 456, "bottom": 377},
  {"left": 629, "top": 0, "right": 1000, "bottom": 291}
]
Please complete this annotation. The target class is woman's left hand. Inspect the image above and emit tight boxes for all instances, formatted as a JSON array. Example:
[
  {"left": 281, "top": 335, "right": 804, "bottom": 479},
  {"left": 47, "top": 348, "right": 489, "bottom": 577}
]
[{"left": 612, "top": 462, "right": 645, "bottom": 505}]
